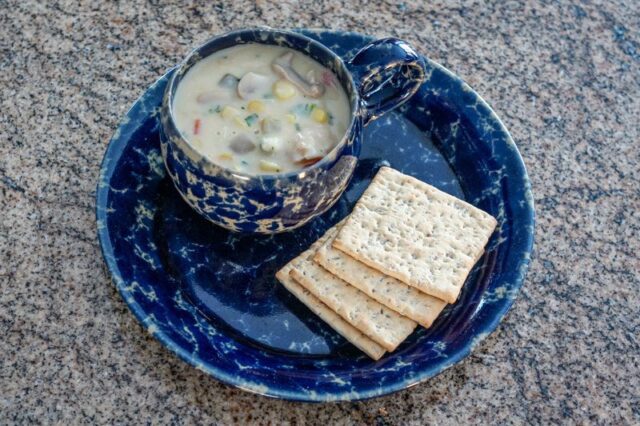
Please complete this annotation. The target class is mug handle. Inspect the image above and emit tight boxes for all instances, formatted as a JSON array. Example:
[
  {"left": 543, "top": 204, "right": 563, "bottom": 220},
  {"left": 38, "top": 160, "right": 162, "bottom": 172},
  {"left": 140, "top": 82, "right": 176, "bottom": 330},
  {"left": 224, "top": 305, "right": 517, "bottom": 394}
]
[{"left": 347, "top": 38, "right": 425, "bottom": 125}]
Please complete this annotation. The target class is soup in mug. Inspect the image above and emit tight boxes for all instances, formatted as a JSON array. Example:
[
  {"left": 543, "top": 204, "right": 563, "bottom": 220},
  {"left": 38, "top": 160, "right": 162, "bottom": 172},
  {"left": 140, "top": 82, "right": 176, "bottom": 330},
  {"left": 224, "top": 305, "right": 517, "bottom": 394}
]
[{"left": 172, "top": 44, "right": 351, "bottom": 174}]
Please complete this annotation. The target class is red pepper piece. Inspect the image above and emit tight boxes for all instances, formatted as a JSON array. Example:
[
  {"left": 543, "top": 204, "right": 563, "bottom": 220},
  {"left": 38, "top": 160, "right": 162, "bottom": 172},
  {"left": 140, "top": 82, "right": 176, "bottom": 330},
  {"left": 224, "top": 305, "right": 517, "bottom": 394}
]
[
  {"left": 296, "top": 156, "right": 323, "bottom": 167},
  {"left": 193, "top": 119, "right": 201, "bottom": 135}
]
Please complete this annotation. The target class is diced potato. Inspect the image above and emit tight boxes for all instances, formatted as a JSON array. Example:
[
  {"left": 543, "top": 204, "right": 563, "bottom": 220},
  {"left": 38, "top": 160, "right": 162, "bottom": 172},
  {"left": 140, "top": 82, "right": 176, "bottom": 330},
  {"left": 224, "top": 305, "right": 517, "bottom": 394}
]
[
  {"left": 284, "top": 113, "right": 297, "bottom": 124},
  {"left": 221, "top": 105, "right": 240, "bottom": 120},
  {"left": 273, "top": 80, "right": 297, "bottom": 100},
  {"left": 233, "top": 116, "right": 249, "bottom": 129},
  {"left": 260, "top": 136, "right": 281, "bottom": 154},
  {"left": 259, "top": 160, "right": 282, "bottom": 173},
  {"left": 311, "top": 108, "right": 328, "bottom": 123},
  {"left": 247, "top": 100, "right": 265, "bottom": 113},
  {"left": 218, "top": 152, "right": 233, "bottom": 161},
  {"left": 260, "top": 118, "right": 282, "bottom": 134},
  {"left": 237, "top": 72, "right": 270, "bottom": 100}
]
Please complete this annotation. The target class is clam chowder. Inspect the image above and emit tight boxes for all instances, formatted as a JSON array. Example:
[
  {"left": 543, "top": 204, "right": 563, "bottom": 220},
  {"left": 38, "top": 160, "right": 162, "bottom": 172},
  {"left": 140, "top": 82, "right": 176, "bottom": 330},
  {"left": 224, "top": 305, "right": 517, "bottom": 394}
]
[{"left": 172, "top": 44, "right": 351, "bottom": 174}]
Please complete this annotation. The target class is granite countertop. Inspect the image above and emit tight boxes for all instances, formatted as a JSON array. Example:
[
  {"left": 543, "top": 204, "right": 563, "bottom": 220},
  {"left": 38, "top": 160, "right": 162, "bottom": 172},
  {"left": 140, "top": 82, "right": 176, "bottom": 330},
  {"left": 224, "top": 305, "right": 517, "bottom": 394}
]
[{"left": 1, "top": 1, "right": 638, "bottom": 424}]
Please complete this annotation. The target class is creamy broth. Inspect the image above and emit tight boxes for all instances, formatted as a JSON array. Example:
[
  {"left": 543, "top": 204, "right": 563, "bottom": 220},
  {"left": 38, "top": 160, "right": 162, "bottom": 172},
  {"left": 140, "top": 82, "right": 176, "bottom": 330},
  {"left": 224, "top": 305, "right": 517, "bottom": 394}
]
[{"left": 172, "top": 44, "right": 351, "bottom": 174}]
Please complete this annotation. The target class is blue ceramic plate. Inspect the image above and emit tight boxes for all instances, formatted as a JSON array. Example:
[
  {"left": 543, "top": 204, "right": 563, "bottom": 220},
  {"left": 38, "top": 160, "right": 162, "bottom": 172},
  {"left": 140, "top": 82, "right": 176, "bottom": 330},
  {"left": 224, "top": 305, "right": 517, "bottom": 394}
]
[{"left": 97, "top": 29, "right": 534, "bottom": 402}]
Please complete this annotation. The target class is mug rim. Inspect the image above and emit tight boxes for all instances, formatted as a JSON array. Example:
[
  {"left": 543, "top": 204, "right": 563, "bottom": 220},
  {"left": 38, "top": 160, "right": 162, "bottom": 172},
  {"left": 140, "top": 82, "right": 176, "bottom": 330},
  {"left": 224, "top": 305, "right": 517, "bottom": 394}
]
[{"left": 164, "top": 27, "right": 360, "bottom": 181}]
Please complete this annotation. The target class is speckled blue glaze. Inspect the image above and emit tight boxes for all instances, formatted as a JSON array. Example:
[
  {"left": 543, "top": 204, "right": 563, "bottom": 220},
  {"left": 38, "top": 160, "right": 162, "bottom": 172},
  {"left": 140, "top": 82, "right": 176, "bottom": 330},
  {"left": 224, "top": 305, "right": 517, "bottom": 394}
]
[
  {"left": 96, "top": 29, "right": 535, "bottom": 402},
  {"left": 160, "top": 28, "right": 425, "bottom": 233}
]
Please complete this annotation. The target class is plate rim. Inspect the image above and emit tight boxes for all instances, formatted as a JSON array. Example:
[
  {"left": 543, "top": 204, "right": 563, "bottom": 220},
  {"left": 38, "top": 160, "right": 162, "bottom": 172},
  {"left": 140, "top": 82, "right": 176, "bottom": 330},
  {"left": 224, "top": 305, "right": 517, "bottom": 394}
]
[{"left": 96, "top": 28, "right": 535, "bottom": 402}]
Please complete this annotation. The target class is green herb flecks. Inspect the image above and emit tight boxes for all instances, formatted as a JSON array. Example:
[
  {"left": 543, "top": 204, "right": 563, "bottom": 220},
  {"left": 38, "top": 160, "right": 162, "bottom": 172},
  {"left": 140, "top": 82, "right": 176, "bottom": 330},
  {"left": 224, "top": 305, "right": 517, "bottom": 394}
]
[
  {"left": 292, "top": 103, "right": 318, "bottom": 117},
  {"left": 244, "top": 113, "right": 259, "bottom": 127}
]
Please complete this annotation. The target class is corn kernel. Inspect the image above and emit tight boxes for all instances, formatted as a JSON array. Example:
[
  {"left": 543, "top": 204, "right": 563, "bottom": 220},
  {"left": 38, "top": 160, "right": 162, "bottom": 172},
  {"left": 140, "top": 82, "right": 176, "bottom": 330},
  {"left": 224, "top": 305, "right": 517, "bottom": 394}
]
[
  {"left": 259, "top": 160, "right": 282, "bottom": 173},
  {"left": 284, "top": 113, "right": 296, "bottom": 124},
  {"left": 233, "top": 116, "right": 249, "bottom": 129},
  {"left": 273, "top": 80, "right": 297, "bottom": 100},
  {"left": 218, "top": 152, "right": 233, "bottom": 161},
  {"left": 311, "top": 108, "right": 328, "bottom": 123},
  {"left": 247, "top": 100, "right": 265, "bottom": 113},
  {"left": 220, "top": 105, "right": 240, "bottom": 120}
]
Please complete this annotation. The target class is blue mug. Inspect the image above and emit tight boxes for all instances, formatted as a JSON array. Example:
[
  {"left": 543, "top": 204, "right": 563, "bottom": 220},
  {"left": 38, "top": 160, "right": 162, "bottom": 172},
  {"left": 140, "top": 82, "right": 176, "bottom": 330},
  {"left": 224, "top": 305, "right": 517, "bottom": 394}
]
[{"left": 160, "top": 28, "right": 425, "bottom": 233}]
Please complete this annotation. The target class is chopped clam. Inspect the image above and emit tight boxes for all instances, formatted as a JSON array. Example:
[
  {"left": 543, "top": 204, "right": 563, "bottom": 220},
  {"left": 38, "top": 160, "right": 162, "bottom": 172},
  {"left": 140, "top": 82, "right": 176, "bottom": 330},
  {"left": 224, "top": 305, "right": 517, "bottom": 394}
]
[
  {"left": 306, "top": 69, "right": 318, "bottom": 84},
  {"left": 237, "top": 72, "right": 270, "bottom": 99},
  {"left": 272, "top": 52, "right": 325, "bottom": 98},
  {"left": 291, "top": 139, "right": 312, "bottom": 162},
  {"left": 290, "top": 129, "right": 329, "bottom": 162},
  {"left": 259, "top": 159, "right": 282, "bottom": 173},
  {"left": 229, "top": 135, "right": 256, "bottom": 153},
  {"left": 218, "top": 73, "right": 239, "bottom": 89}
]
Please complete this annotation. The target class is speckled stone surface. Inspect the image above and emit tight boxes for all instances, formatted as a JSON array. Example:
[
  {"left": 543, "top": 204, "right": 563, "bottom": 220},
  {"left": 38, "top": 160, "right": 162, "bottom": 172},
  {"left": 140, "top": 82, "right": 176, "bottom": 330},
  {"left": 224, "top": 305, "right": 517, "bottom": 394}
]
[{"left": 1, "top": 1, "right": 638, "bottom": 424}]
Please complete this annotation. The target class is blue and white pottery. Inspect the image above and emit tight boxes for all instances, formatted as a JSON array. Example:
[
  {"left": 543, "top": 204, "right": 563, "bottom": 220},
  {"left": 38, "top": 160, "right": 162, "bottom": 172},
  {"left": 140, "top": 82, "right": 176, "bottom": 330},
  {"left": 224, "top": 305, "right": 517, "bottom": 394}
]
[
  {"left": 96, "top": 29, "right": 535, "bottom": 402},
  {"left": 160, "top": 28, "right": 425, "bottom": 233}
]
